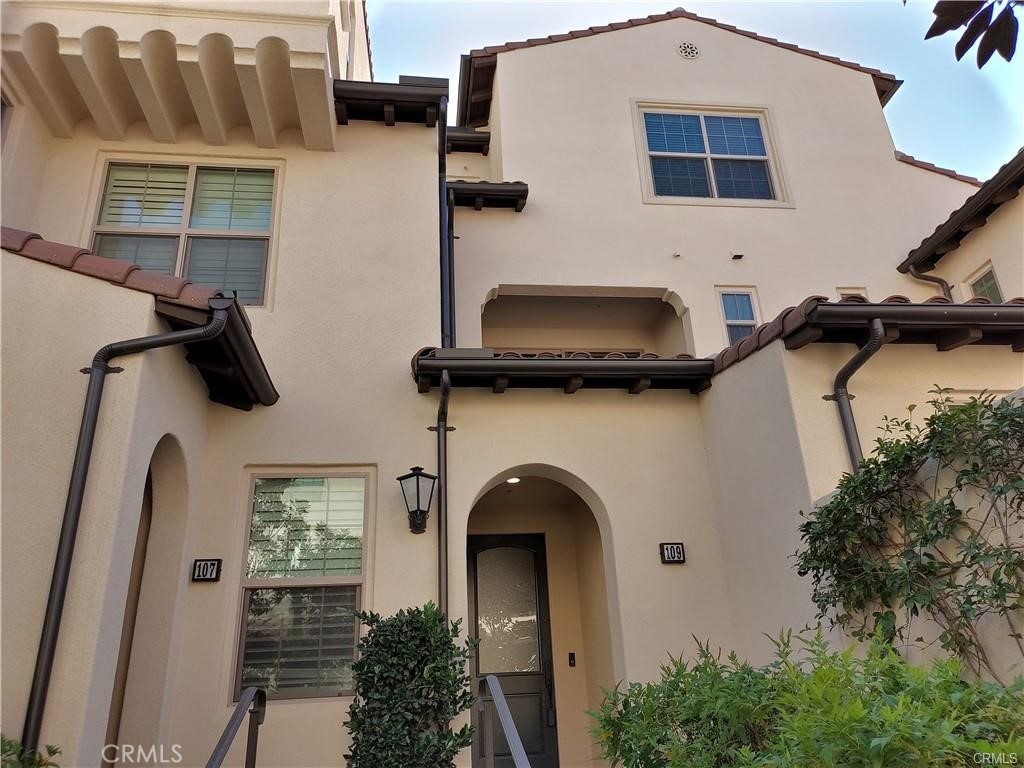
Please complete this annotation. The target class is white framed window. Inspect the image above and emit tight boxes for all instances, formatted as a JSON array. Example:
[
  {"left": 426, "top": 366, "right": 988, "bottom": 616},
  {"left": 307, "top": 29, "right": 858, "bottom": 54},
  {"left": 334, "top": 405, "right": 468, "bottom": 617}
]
[
  {"left": 92, "top": 162, "right": 275, "bottom": 305},
  {"left": 718, "top": 288, "right": 759, "bottom": 345},
  {"left": 236, "top": 473, "right": 369, "bottom": 700},
  {"left": 967, "top": 266, "right": 1003, "bottom": 303},
  {"left": 638, "top": 107, "right": 780, "bottom": 202}
]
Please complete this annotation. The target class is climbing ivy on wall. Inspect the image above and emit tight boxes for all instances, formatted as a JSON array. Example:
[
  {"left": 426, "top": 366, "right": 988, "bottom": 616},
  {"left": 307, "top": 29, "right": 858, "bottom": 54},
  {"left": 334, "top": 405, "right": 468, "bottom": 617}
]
[{"left": 797, "top": 389, "right": 1024, "bottom": 682}]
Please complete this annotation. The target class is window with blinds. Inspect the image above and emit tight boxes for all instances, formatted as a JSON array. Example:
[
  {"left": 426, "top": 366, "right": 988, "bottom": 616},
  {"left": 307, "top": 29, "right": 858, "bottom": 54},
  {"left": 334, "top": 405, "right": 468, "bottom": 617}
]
[
  {"left": 970, "top": 269, "right": 1003, "bottom": 304},
  {"left": 642, "top": 111, "right": 776, "bottom": 200},
  {"left": 720, "top": 291, "right": 759, "bottom": 345},
  {"left": 239, "top": 476, "right": 366, "bottom": 699},
  {"left": 92, "top": 162, "right": 274, "bottom": 304}
]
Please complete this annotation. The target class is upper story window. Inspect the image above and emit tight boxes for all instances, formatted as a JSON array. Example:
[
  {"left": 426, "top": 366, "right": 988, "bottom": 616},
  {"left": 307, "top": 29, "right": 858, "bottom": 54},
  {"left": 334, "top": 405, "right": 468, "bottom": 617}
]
[
  {"left": 720, "top": 290, "right": 758, "bottom": 344},
  {"left": 969, "top": 268, "right": 1003, "bottom": 303},
  {"left": 642, "top": 111, "right": 775, "bottom": 200},
  {"left": 238, "top": 474, "right": 368, "bottom": 699},
  {"left": 93, "top": 162, "right": 274, "bottom": 305}
]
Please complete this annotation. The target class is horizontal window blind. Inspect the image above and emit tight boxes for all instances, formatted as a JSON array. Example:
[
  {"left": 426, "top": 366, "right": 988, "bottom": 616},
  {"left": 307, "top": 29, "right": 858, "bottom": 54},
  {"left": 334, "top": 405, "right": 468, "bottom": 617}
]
[
  {"left": 644, "top": 112, "right": 704, "bottom": 153},
  {"left": 93, "top": 234, "right": 177, "bottom": 273},
  {"left": 99, "top": 164, "right": 188, "bottom": 228},
  {"left": 186, "top": 238, "right": 269, "bottom": 305},
  {"left": 722, "top": 292, "right": 757, "bottom": 344},
  {"left": 970, "top": 271, "right": 1003, "bottom": 303},
  {"left": 704, "top": 116, "right": 766, "bottom": 156},
  {"left": 241, "top": 586, "right": 358, "bottom": 696},
  {"left": 651, "top": 157, "right": 710, "bottom": 197},
  {"left": 190, "top": 168, "right": 273, "bottom": 231},
  {"left": 248, "top": 477, "right": 365, "bottom": 579},
  {"left": 712, "top": 159, "right": 773, "bottom": 200}
]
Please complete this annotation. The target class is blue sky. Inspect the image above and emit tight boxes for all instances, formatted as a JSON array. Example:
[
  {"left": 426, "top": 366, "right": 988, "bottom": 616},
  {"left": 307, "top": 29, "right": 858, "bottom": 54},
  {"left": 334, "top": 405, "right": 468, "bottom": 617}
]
[{"left": 366, "top": 1, "right": 1023, "bottom": 180}]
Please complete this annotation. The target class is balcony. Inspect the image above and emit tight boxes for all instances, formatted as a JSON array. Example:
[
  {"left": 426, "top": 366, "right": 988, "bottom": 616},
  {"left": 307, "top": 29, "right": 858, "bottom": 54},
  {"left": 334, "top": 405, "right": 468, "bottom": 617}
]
[{"left": 0, "top": 1, "right": 353, "bottom": 149}]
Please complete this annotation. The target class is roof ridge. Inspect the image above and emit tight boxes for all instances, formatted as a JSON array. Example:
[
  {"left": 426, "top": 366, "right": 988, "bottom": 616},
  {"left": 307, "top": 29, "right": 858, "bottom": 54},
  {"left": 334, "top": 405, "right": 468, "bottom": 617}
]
[
  {"left": 895, "top": 151, "right": 982, "bottom": 186},
  {"left": 1, "top": 226, "right": 218, "bottom": 308},
  {"left": 466, "top": 6, "right": 900, "bottom": 102}
]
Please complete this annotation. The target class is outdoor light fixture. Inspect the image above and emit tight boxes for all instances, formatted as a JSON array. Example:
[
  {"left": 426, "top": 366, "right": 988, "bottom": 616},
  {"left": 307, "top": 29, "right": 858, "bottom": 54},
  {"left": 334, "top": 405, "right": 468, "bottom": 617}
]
[{"left": 397, "top": 466, "right": 437, "bottom": 534}]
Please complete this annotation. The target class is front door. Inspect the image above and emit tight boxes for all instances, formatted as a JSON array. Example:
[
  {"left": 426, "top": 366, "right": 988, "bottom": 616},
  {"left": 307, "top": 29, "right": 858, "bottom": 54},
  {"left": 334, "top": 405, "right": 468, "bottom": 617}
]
[{"left": 469, "top": 534, "right": 558, "bottom": 768}]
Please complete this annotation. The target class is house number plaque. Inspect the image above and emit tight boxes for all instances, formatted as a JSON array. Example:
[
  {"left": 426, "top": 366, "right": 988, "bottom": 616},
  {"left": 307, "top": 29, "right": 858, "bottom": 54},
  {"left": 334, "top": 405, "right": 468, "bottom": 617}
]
[
  {"left": 191, "top": 558, "right": 222, "bottom": 582},
  {"left": 659, "top": 543, "right": 686, "bottom": 564}
]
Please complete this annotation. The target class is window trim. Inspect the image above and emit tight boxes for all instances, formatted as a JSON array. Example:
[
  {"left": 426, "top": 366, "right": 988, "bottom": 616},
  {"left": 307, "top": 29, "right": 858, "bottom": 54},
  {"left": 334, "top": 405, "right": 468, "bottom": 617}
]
[
  {"left": 716, "top": 286, "right": 761, "bottom": 346},
  {"left": 631, "top": 100, "right": 792, "bottom": 208},
  {"left": 836, "top": 287, "right": 869, "bottom": 301},
  {"left": 232, "top": 467, "right": 376, "bottom": 702},
  {"left": 88, "top": 156, "right": 282, "bottom": 308},
  {"left": 964, "top": 263, "right": 1004, "bottom": 304}
]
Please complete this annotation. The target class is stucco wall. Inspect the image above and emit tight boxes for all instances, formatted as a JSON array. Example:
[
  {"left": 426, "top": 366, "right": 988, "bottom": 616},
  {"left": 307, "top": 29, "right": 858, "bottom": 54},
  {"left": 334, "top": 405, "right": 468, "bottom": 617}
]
[
  {"left": 0, "top": 254, "right": 211, "bottom": 765},
  {"left": 452, "top": 17, "right": 977, "bottom": 356},
  {"left": 931, "top": 195, "right": 1024, "bottom": 302}
]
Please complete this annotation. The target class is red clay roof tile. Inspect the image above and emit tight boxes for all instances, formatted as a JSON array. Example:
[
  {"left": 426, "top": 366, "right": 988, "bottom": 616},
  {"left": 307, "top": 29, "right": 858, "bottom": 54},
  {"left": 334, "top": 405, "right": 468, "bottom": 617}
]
[
  {"left": 894, "top": 151, "right": 982, "bottom": 187},
  {"left": 1, "top": 226, "right": 219, "bottom": 307}
]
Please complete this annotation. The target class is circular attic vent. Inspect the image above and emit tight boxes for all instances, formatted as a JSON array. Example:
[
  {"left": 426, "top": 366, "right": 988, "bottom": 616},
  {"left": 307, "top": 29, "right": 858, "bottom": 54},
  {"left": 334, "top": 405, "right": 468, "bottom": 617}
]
[{"left": 677, "top": 41, "right": 700, "bottom": 59}]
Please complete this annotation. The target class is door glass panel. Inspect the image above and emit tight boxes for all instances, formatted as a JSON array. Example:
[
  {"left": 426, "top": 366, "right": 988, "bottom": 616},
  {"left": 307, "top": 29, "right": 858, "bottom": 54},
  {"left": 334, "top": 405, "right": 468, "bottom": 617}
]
[{"left": 476, "top": 547, "right": 540, "bottom": 673}]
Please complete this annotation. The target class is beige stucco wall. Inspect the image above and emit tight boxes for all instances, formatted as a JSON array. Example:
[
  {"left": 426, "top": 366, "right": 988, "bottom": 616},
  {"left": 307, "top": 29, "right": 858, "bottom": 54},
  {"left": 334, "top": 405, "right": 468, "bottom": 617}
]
[
  {"left": 452, "top": 18, "right": 978, "bottom": 356},
  {"left": 0, "top": 253, "right": 211, "bottom": 764},
  {"left": 931, "top": 194, "right": 1024, "bottom": 302}
]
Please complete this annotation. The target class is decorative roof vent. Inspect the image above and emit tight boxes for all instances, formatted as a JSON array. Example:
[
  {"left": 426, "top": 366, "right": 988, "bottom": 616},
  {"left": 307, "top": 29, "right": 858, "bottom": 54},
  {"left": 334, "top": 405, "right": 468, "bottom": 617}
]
[{"left": 678, "top": 41, "right": 700, "bottom": 59}]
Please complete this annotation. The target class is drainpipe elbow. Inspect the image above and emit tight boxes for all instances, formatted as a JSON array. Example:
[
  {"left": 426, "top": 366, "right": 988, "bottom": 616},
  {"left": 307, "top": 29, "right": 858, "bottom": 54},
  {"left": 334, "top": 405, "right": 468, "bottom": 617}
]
[{"left": 907, "top": 264, "right": 953, "bottom": 300}]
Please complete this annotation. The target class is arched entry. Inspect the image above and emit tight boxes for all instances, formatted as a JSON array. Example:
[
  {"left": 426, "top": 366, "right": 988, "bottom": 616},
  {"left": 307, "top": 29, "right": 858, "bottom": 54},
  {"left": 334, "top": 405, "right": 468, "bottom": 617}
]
[
  {"left": 103, "top": 434, "right": 189, "bottom": 765},
  {"left": 467, "top": 470, "right": 617, "bottom": 768}
]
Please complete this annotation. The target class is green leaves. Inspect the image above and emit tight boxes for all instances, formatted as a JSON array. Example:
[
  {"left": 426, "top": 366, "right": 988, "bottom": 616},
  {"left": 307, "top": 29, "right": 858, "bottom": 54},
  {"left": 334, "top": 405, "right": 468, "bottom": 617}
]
[
  {"left": 925, "top": 1, "right": 1021, "bottom": 68},
  {"left": 343, "top": 603, "right": 477, "bottom": 768},
  {"left": 590, "top": 632, "right": 1024, "bottom": 768},
  {"left": 796, "top": 390, "right": 1024, "bottom": 682},
  {"left": 1, "top": 737, "right": 61, "bottom": 768}
]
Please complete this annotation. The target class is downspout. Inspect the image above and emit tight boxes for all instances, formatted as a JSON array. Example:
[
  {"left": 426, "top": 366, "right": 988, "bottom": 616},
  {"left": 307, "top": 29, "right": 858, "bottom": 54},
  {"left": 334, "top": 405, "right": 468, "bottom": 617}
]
[
  {"left": 827, "top": 318, "right": 887, "bottom": 472},
  {"left": 21, "top": 303, "right": 230, "bottom": 754},
  {"left": 907, "top": 264, "right": 953, "bottom": 300},
  {"left": 431, "top": 370, "right": 452, "bottom": 615}
]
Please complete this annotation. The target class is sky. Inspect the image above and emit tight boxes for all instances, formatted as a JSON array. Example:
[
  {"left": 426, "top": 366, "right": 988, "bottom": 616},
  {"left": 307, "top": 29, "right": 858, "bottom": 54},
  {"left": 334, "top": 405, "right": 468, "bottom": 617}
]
[{"left": 366, "top": 0, "right": 1023, "bottom": 181}]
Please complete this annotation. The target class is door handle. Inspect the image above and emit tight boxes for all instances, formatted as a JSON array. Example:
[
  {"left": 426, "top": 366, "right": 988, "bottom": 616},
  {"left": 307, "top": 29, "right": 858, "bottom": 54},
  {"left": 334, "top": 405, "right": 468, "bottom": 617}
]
[{"left": 543, "top": 659, "right": 556, "bottom": 727}]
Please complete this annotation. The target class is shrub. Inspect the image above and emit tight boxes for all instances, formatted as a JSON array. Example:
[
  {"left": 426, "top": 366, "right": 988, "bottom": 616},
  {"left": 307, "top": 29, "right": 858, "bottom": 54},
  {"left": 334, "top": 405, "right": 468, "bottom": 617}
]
[
  {"left": 344, "top": 603, "right": 476, "bottom": 768},
  {"left": 590, "top": 632, "right": 1024, "bottom": 767},
  {"left": 796, "top": 390, "right": 1024, "bottom": 681},
  {"left": 1, "top": 737, "right": 60, "bottom": 768}
]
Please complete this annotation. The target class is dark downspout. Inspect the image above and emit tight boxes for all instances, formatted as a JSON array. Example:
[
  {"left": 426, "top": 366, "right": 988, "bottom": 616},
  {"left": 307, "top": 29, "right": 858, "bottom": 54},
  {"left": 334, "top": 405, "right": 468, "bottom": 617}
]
[
  {"left": 907, "top": 264, "right": 953, "bottom": 300},
  {"left": 432, "top": 371, "right": 452, "bottom": 615},
  {"left": 828, "top": 318, "right": 887, "bottom": 472},
  {"left": 21, "top": 303, "right": 230, "bottom": 754}
]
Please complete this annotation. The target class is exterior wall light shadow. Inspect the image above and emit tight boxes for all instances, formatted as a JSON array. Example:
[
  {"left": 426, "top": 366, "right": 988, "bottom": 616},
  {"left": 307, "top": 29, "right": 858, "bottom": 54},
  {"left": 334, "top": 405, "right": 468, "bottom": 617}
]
[{"left": 398, "top": 466, "right": 437, "bottom": 534}]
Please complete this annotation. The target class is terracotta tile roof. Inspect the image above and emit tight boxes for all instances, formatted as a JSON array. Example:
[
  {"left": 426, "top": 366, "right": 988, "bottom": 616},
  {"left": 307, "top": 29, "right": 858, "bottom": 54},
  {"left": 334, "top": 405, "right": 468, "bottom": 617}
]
[
  {"left": 1, "top": 226, "right": 217, "bottom": 308},
  {"left": 712, "top": 294, "right": 1024, "bottom": 374},
  {"left": 458, "top": 6, "right": 901, "bottom": 125},
  {"left": 895, "top": 151, "right": 982, "bottom": 187},
  {"left": 900, "top": 147, "right": 1024, "bottom": 273}
]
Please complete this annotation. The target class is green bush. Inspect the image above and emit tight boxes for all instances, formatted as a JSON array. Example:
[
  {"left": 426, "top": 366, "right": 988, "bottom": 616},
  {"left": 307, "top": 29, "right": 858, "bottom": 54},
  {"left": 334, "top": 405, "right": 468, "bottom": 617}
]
[
  {"left": 590, "top": 632, "right": 1024, "bottom": 767},
  {"left": 1, "top": 736, "right": 60, "bottom": 768},
  {"left": 344, "top": 603, "right": 476, "bottom": 768}
]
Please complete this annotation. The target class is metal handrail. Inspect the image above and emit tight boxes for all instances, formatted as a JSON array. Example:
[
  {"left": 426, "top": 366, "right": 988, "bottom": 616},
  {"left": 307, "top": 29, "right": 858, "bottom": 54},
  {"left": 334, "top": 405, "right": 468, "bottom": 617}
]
[
  {"left": 480, "top": 675, "right": 531, "bottom": 768},
  {"left": 205, "top": 687, "right": 267, "bottom": 768}
]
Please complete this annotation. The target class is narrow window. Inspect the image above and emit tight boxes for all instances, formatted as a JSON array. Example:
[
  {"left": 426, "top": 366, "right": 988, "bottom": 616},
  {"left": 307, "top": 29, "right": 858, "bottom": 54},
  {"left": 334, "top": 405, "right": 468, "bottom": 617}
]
[
  {"left": 238, "top": 475, "right": 366, "bottom": 699},
  {"left": 643, "top": 111, "right": 775, "bottom": 200},
  {"left": 93, "top": 162, "right": 274, "bottom": 304},
  {"left": 969, "top": 269, "right": 1003, "bottom": 303},
  {"left": 721, "top": 291, "right": 757, "bottom": 344}
]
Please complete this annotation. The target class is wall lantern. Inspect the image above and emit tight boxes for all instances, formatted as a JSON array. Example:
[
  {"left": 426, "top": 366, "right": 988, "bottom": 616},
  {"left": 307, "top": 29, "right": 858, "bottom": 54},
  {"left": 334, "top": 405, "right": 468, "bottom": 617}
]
[{"left": 397, "top": 466, "right": 437, "bottom": 534}]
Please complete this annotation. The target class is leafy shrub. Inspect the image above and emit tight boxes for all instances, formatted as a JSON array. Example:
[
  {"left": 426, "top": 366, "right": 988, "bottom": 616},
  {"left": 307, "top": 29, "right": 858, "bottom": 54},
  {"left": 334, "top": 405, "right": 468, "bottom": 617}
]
[
  {"left": 796, "top": 391, "right": 1024, "bottom": 681},
  {"left": 1, "top": 736, "right": 60, "bottom": 768},
  {"left": 344, "top": 603, "right": 476, "bottom": 768},
  {"left": 590, "top": 632, "right": 1024, "bottom": 767}
]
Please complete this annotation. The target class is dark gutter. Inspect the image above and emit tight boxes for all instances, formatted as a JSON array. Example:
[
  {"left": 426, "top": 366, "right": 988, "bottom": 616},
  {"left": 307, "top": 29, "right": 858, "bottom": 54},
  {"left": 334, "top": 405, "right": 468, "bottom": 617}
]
[
  {"left": 448, "top": 180, "right": 528, "bottom": 212},
  {"left": 805, "top": 301, "right": 1024, "bottom": 328},
  {"left": 414, "top": 349, "right": 714, "bottom": 393},
  {"left": 334, "top": 77, "right": 448, "bottom": 126},
  {"left": 22, "top": 301, "right": 233, "bottom": 754},
  {"left": 430, "top": 371, "right": 452, "bottom": 615},
  {"left": 447, "top": 127, "right": 490, "bottom": 155},
  {"left": 154, "top": 297, "right": 279, "bottom": 409},
  {"left": 899, "top": 147, "right": 1024, "bottom": 273}
]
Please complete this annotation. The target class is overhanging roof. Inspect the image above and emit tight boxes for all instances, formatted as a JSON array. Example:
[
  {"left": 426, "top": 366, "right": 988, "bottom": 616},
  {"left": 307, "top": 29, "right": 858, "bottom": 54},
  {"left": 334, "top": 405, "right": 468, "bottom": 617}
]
[
  {"left": 413, "top": 296, "right": 1024, "bottom": 394},
  {"left": 2, "top": 226, "right": 278, "bottom": 410},
  {"left": 333, "top": 77, "right": 448, "bottom": 126},
  {"left": 457, "top": 7, "right": 901, "bottom": 127},
  {"left": 899, "top": 147, "right": 1024, "bottom": 274},
  {"left": 448, "top": 180, "right": 528, "bottom": 211}
]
